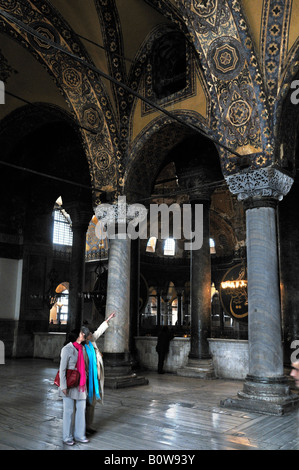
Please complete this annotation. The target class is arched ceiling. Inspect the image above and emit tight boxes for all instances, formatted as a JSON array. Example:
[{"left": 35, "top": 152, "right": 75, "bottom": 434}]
[{"left": 1, "top": 0, "right": 299, "bottom": 202}]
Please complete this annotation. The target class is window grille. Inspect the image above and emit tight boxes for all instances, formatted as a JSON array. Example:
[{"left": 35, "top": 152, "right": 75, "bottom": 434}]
[
  {"left": 53, "top": 210, "right": 73, "bottom": 246},
  {"left": 164, "top": 238, "right": 175, "bottom": 256}
]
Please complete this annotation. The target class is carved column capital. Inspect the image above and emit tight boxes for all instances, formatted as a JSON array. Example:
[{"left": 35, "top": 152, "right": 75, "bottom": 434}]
[
  {"left": 225, "top": 167, "right": 294, "bottom": 205},
  {"left": 94, "top": 197, "right": 147, "bottom": 236}
]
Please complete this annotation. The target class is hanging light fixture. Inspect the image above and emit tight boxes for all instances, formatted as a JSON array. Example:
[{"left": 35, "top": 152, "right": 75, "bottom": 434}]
[
  {"left": 219, "top": 264, "right": 248, "bottom": 321},
  {"left": 221, "top": 280, "right": 247, "bottom": 290}
]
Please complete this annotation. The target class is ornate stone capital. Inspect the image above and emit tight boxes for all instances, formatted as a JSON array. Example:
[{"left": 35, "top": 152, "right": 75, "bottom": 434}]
[
  {"left": 95, "top": 201, "right": 128, "bottom": 228},
  {"left": 95, "top": 197, "right": 147, "bottom": 236},
  {"left": 225, "top": 167, "right": 294, "bottom": 203}
]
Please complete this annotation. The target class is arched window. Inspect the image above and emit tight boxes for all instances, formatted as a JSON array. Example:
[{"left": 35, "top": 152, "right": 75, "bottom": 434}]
[
  {"left": 209, "top": 238, "right": 216, "bottom": 254},
  {"left": 56, "top": 290, "right": 69, "bottom": 323},
  {"left": 164, "top": 238, "right": 175, "bottom": 256},
  {"left": 152, "top": 31, "right": 187, "bottom": 99},
  {"left": 52, "top": 197, "right": 73, "bottom": 246},
  {"left": 49, "top": 282, "right": 69, "bottom": 325},
  {"left": 146, "top": 236, "right": 157, "bottom": 253}
]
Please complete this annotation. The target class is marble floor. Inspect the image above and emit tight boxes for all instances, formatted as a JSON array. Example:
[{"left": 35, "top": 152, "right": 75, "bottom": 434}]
[{"left": 0, "top": 358, "right": 299, "bottom": 452}]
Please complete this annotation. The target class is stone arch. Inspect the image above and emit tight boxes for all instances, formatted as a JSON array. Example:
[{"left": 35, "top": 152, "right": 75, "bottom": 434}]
[
  {"left": 0, "top": 103, "right": 93, "bottom": 243},
  {"left": 145, "top": 0, "right": 270, "bottom": 171},
  {"left": 124, "top": 111, "right": 213, "bottom": 203},
  {"left": 273, "top": 40, "right": 299, "bottom": 177},
  {"left": 0, "top": 2, "right": 118, "bottom": 194},
  {"left": 0, "top": 102, "right": 83, "bottom": 160}
]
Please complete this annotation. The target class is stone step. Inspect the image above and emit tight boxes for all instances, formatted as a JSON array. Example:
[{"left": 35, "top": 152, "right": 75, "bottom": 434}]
[
  {"left": 105, "top": 373, "right": 149, "bottom": 389},
  {"left": 186, "top": 359, "right": 214, "bottom": 370},
  {"left": 177, "top": 359, "right": 215, "bottom": 379},
  {"left": 177, "top": 368, "right": 215, "bottom": 379}
]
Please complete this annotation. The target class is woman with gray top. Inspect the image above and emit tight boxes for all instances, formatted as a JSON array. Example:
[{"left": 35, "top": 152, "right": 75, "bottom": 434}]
[
  {"left": 83, "top": 312, "right": 116, "bottom": 434},
  {"left": 59, "top": 326, "right": 91, "bottom": 446}
]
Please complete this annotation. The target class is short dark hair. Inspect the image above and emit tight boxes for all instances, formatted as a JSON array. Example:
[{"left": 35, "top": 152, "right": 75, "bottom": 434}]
[{"left": 80, "top": 325, "right": 91, "bottom": 338}]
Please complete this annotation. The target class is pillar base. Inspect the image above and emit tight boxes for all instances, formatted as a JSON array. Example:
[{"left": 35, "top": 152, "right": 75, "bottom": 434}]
[
  {"left": 221, "top": 375, "right": 299, "bottom": 415},
  {"left": 103, "top": 353, "right": 149, "bottom": 389}
]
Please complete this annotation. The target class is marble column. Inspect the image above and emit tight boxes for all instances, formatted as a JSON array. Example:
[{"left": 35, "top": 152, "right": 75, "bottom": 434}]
[
  {"left": 189, "top": 197, "right": 211, "bottom": 359},
  {"left": 177, "top": 290, "right": 182, "bottom": 326},
  {"left": 278, "top": 184, "right": 299, "bottom": 365},
  {"left": 176, "top": 165, "right": 214, "bottom": 378},
  {"left": 130, "top": 238, "right": 140, "bottom": 351},
  {"left": 104, "top": 234, "right": 131, "bottom": 373},
  {"left": 222, "top": 167, "right": 299, "bottom": 414},
  {"left": 95, "top": 200, "right": 148, "bottom": 388},
  {"left": 64, "top": 202, "right": 93, "bottom": 333},
  {"left": 156, "top": 289, "right": 161, "bottom": 327},
  {"left": 245, "top": 200, "right": 283, "bottom": 380}
]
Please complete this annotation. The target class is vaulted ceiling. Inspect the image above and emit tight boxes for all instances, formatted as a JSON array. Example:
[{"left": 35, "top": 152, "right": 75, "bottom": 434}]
[{"left": 1, "top": 1, "right": 299, "bottom": 203}]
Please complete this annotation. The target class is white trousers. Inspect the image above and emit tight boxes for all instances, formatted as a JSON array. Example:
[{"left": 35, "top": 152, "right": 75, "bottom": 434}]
[{"left": 62, "top": 396, "right": 86, "bottom": 442}]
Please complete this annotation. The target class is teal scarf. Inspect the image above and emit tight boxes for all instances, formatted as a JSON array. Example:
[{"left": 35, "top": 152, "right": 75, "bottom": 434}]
[{"left": 84, "top": 342, "right": 100, "bottom": 404}]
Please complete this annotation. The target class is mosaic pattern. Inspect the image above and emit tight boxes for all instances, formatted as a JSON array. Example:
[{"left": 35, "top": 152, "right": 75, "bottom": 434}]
[
  {"left": 208, "top": 36, "right": 244, "bottom": 81},
  {"left": 1, "top": 0, "right": 299, "bottom": 200},
  {"left": 174, "top": 0, "right": 270, "bottom": 175},
  {"left": 93, "top": 0, "right": 130, "bottom": 193},
  {"left": 144, "top": 0, "right": 298, "bottom": 181},
  {"left": 260, "top": 0, "right": 292, "bottom": 106},
  {"left": 85, "top": 215, "right": 108, "bottom": 261},
  {"left": 0, "top": 0, "right": 118, "bottom": 198},
  {"left": 26, "top": 20, "right": 59, "bottom": 55}
]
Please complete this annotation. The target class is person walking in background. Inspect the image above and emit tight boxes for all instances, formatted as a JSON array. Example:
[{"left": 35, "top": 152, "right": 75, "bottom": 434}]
[
  {"left": 156, "top": 325, "right": 174, "bottom": 374},
  {"left": 83, "top": 312, "right": 116, "bottom": 434},
  {"left": 59, "top": 327, "right": 90, "bottom": 446}
]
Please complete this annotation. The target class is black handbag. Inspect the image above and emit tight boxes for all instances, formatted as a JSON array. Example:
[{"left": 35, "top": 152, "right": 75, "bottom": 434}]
[{"left": 54, "top": 369, "right": 80, "bottom": 388}]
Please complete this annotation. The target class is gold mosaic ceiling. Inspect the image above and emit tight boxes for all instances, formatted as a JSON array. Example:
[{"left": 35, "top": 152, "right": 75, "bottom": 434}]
[{"left": 1, "top": 1, "right": 299, "bottom": 198}]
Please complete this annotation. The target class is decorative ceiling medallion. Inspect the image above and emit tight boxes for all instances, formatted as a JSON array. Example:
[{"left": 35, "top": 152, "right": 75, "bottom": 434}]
[
  {"left": 227, "top": 99, "right": 251, "bottom": 127},
  {"left": 96, "top": 149, "right": 111, "bottom": 170},
  {"left": 213, "top": 44, "right": 238, "bottom": 73},
  {"left": 192, "top": 0, "right": 217, "bottom": 18},
  {"left": 62, "top": 67, "right": 82, "bottom": 90},
  {"left": 27, "top": 21, "right": 60, "bottom": 55},
  {"left": 82, "top": 105, "right": 103, "bottom": 133},
  {"left": 0, "top": 0, "right": 17, "bottom": 10},
  {"left": 186, "top": 0, "right": 228, "bottom": 34},
  {"left": 208, "top": 36, "right": 245, "bottom": 80}
]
